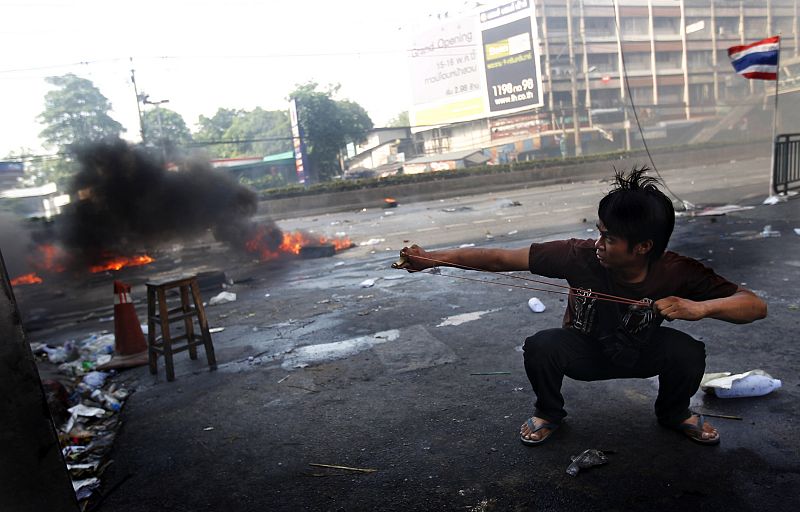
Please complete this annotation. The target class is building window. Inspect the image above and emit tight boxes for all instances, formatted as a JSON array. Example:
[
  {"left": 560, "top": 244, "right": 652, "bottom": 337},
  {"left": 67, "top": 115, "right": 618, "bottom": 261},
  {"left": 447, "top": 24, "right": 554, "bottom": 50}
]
[
  {"left": 590, "top": 89, "right": 621, "bottom": 109},
  {"left": 621, "top": 17, "right": 649, "bottom": 36},
  {"left": 585, "top": 17, "right": 615, "bottom": 38},
  {"left": 659, "top": 85, "right": 683, "bottom": 105},
  {"left": 775, "top": 16, "right": 793, "bottom": 36},
  {"left": 587, "top": 53, "right": 617, "bottom": 73},
  {"left": 744, "top": 17, "right": 767, "bottom": 39},
  {"left": 716, "top": 17, "right": 740, "bottom": 38},
  {"left": 689, "top": 84, "right": 713, "bottom": 105},
  {"left": 624, "top": 52, "right": 651, "bottom": 72},
  {"left": 653, "top": 17, "right": 679, "bottom": 36},
  {"left": 546, "top": 16, "right": 568, "bottom": 37},
  {"left": 656, "top": 51, "right": 682, "bottom": 70},
  {"left": 631, "top": 87, "right": 654, "bottom": 106},
  {"left": 688, "top": 51, "right": 713, "bottom": 70}
]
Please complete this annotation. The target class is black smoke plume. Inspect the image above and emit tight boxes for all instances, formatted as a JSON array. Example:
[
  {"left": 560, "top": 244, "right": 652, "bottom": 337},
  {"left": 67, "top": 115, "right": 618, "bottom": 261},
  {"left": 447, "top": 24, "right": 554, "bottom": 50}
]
[{"left": 58, "top": 139, "right": 282, "bottom": 264}]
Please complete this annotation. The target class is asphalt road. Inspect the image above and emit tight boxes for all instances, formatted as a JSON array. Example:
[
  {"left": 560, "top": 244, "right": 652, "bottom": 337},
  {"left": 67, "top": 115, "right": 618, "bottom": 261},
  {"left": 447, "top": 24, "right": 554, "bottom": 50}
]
[
  {"left": 273, "top": 157, "right": 771, "bottom": 254},
  {"left": 69, "top": 156, "right": 799, "bottom": 511}
]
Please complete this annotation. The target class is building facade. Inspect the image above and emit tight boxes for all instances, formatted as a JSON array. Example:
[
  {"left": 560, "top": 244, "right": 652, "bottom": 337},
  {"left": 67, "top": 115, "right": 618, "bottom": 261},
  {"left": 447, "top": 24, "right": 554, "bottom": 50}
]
[{"left": 414, "top": 0, "right": 799, "bottom": 162}]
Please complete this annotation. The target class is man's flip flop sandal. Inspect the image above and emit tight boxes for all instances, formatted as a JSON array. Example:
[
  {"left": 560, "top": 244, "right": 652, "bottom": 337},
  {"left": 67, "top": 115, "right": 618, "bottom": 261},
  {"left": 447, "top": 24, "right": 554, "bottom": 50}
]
[
  {"left": 677, "top": 414, "right": 720, "bottom": 446},
  {"left": 520, "top": 417, "right": 559, "bottom": 446}
]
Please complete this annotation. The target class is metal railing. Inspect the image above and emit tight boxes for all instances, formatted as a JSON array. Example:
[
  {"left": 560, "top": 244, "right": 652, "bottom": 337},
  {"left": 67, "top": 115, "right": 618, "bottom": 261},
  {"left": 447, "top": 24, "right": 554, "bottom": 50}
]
[{"left": 773, "top": 133, "right": 800, "bottom": 194}]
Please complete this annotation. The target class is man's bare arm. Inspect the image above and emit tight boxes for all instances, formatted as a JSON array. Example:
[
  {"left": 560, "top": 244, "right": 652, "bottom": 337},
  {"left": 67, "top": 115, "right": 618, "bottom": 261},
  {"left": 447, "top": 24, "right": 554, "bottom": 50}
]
[
  {"left": 400, "top": 245, "right": 530, "bottom": 272},
  {"left": 655, "top": 288, "right": 767, "bottom": 324}
]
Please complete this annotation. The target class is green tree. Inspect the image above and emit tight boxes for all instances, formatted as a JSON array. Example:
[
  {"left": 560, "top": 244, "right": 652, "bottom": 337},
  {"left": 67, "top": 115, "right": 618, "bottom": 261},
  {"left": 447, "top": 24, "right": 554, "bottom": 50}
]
[
  {"left": 193, "top": 107, "right": 291, "bottom": 158},
  {"left": 143, "top": 107, "right": 192, "bottom": 146},
  {"left": 196, "top": 108, "right": 241, "bottom": 141},
  {"left": 289, "top": 82, "right": 373, "bottom": 183},
  {"left": 38, "top": 74, "right": 124, "bottom": 151},
  {"left": 387, "top": 111, "right": 409, "bottom": 127},
  {"left": 225, "top": 108, "right": 291, "bottom": 156}
]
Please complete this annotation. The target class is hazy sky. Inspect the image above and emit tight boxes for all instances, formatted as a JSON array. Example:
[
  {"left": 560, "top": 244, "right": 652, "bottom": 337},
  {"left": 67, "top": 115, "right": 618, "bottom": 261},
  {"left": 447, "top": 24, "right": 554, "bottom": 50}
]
[{"left": 0, "top": 0, "right": 470, "bottom": 157}]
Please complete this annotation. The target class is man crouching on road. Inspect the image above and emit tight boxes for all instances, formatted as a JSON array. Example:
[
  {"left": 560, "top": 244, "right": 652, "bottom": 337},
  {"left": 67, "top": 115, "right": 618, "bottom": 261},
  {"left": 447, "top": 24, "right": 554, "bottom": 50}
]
[{"left": 399, "top": 168, "right": 767, "bottom": 446}]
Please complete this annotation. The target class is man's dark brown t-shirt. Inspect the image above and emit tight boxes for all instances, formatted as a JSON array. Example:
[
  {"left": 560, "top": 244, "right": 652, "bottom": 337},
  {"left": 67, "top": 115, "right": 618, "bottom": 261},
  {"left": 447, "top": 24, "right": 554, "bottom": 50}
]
[{"left": 528, "top": 239, "right": 739, "bottom": 339}]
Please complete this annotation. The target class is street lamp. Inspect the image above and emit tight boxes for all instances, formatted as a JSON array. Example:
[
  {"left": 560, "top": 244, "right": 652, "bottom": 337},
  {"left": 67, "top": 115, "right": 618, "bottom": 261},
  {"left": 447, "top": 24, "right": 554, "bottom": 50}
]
[{"left": 142, "top": 95, "right": 170, "bottom": 162}]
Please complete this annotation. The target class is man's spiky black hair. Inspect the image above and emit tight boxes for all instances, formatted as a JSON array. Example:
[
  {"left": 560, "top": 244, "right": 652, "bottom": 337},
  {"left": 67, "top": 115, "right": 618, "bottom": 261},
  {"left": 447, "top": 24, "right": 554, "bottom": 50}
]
[{"left": 598, "top": 166, "right": 675, "bottom": 262}]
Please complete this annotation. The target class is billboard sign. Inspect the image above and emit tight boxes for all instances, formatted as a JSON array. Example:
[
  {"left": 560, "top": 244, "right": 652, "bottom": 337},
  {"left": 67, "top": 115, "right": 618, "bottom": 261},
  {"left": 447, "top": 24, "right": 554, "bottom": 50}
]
[{"left": 408, "top": 0, "right": 543, "bottom": 130}]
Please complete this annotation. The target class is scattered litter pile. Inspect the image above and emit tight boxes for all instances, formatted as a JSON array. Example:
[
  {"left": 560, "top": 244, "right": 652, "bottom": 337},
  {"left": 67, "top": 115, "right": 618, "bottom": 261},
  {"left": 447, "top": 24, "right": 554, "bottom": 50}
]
[{"left": 31, "top": 332, "right": 132, "bottom": 509}]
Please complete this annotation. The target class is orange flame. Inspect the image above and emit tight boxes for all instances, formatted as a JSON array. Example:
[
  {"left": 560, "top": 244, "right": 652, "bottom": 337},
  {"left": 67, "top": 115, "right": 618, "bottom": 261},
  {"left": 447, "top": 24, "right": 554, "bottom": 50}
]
[
  {"left": 245, "top": 227, "right": 352, "bottom": 261},
  {"left": 33, "top": 245, "right": 66, "bottom": 273},
  {"left": 319, "top": 236, "right": 354, "bottom": 252},
  {"left": 11, "top": 273, "right": 43, "bottom": 286},
  {"left": 89, "top": 255, "right": 155, "bottom": 273}
]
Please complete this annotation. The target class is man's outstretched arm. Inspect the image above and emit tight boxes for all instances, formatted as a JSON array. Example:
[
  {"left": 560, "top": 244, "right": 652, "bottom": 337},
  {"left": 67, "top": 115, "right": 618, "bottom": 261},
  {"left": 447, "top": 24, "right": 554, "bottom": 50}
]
[
  {"left": 400, "top": 244, "right": 531, "bottom": 273},
  {"left": 655, "top": 288, "right": 767, "bottom": 324}
]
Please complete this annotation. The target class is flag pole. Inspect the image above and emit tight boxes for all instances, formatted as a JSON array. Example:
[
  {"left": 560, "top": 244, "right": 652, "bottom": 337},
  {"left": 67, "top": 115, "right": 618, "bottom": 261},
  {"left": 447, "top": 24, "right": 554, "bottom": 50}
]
[{"left": 768, "top": 35, "right": 781, "bottom": 197}]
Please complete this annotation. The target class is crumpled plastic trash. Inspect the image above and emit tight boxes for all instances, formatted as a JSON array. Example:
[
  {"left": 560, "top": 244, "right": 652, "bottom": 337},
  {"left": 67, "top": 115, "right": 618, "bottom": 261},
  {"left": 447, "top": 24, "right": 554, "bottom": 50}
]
[
  {"left": 701, "top": 369, "right": 782, "bottom": 398},
  {"left": 793, "top": 228, "right": 800, "bottom": 236},
  {"left": 527, "top": 297, "right": 546, "bottom": 313},
  {"left": 760, "top": 225, "right": 781, "bottom": 237},
  {"left": 566, "top": 449, "right": 609, "bottom": 476},
  {"left": 67, "top": 404, "right": 107, "bottom": 418},
  {"left": 209, "top": 291, "right": 237, "bottom": 305},
  {"left": 359, "top": 279, "right": 376, "bottom": 288},
  {"left": 81, "top": 371, "right": 108, "bottom": 389},
  {"left": 762, "top": 195, "right": 787, "bottom": 205},
  {"left": 72, "top": 477, "right": 100, "bottom": 500},
  {"left": 42, "top": 341, "right": 80, "bottom": 364}
]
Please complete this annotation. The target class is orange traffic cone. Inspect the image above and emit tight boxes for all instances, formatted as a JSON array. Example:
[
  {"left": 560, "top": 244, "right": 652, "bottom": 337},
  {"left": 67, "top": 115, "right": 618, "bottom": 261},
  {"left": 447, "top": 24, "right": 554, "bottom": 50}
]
[{"left": 97, "top": 280, "right": 148, "bottom": 370}]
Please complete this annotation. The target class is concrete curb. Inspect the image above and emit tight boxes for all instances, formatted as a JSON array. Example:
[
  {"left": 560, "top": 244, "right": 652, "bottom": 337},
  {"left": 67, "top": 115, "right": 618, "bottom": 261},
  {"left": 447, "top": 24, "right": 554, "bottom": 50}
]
[{"left": 260, "top": 141, "right": 768, "bottom": 219}]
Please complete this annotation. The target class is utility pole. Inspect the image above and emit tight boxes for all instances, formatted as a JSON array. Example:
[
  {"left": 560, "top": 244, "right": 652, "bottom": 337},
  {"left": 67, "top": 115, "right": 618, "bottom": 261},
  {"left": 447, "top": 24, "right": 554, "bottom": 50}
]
[
  {"left": 130, "top": 59, "right": 146, "bottom": 145},
  {"left": 566, "top": 0, "right": 582, "bottom": 156},
  {"left": 142, "top": 96, "right": 170, "bottom": 163}
]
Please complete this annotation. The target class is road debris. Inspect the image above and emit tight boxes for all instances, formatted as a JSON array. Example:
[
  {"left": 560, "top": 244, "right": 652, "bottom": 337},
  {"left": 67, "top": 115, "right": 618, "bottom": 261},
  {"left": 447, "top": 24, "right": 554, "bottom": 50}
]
[
  {"left": 442, "top": 206, "right": 473, "bottom": 213},
  {"left": 437, "top": 309, "right": 499, "bottom": 327},
  {"left": 527, "top": 297, "right": 546, "bottom": 313},
  {"left": 309, "top": 463, "right": 378, "bottom": 473},
  {"left": 32, "top": 341, "right": 135, "bottom": 508},
  {"left": 470, "top": 371, "right": 511, "bottom": 376},
  {"left": 760, "top": 225, "right": 781, "bottom": 237},
  {"left": 566, "top": 449, "right": 609, "bottom": 476},
  {"left": 359, "top": 278, "right": 376, "bottom": 288},
  {"left": 694, "top": 412, "right": 743, "bottom": 421},
  {"left": 701, "top": 370, "right": 782, "bottom": 397},
  {"left": 498, "top": 199, "right": 522, "bottom": 208},
  {"left": 209, "top": 291, "right": 237, "bottom": 305},
  {"left": 763, "top": 195, "right": 787, "bottom": 205},
  {"left": 692, "top": 204, "right": 756, "bottom": 216}
]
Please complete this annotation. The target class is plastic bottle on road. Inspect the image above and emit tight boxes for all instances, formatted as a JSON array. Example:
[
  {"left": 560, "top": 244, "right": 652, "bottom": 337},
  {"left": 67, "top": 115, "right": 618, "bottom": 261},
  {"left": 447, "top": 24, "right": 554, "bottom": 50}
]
[{"left": 91, "top": 389, "right": 122, "bottom": 411}]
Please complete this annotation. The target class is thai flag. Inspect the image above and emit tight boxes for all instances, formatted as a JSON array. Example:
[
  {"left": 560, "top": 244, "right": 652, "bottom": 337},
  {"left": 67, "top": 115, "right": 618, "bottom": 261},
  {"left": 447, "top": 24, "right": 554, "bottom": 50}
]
[{"left": 728, "top": 36, "right": 780, "bottom": 80}]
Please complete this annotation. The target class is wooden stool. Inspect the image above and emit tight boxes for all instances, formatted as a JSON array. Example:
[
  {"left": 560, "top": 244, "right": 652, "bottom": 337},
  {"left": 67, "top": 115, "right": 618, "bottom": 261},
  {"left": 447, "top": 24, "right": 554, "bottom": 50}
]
[{"left": 146, "top": 276, "right": 217, "bottom": 381}]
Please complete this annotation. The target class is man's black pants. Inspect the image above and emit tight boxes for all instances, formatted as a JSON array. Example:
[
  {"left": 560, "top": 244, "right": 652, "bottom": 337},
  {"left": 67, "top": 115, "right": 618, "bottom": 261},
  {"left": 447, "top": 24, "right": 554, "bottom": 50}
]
[{"left": 522, "top": 327, "right": 705, "bottom": 427}]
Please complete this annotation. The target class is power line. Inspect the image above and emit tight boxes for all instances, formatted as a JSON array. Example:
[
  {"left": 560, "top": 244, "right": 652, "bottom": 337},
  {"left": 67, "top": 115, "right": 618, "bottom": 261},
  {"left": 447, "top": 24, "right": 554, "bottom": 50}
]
[{"left": 0, "top": 45, "right": 481, "bottom": 76}]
